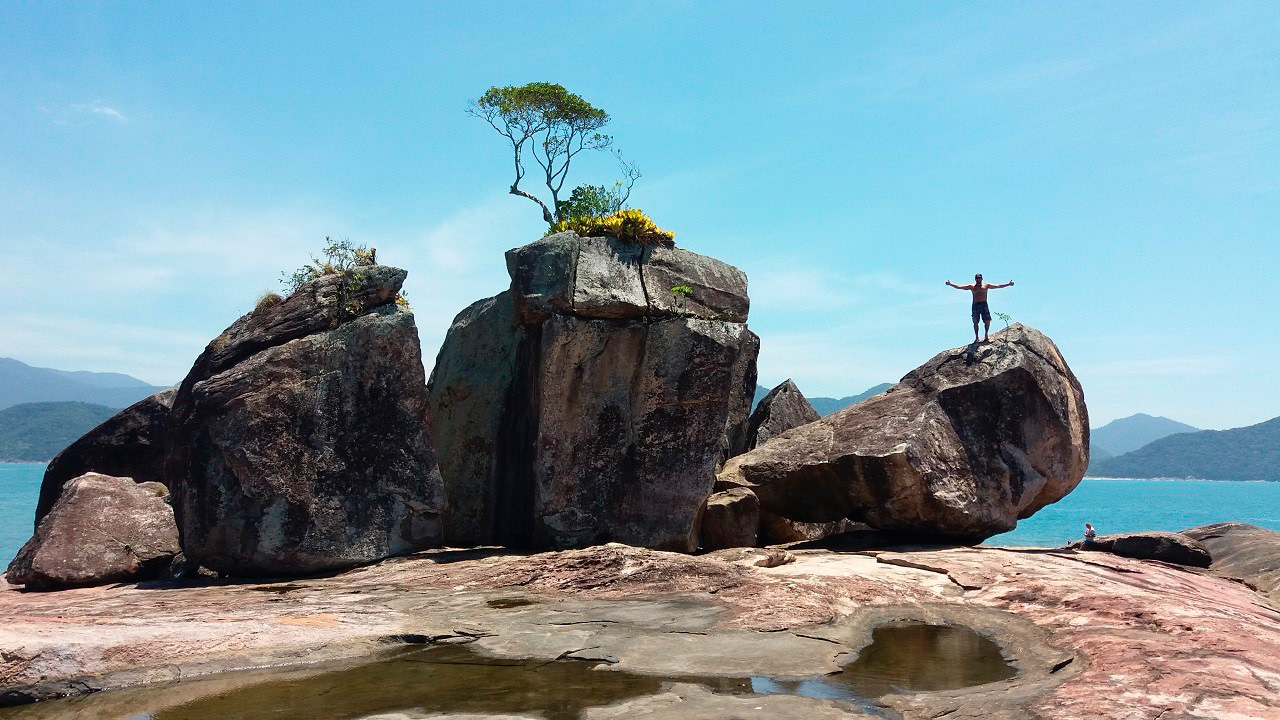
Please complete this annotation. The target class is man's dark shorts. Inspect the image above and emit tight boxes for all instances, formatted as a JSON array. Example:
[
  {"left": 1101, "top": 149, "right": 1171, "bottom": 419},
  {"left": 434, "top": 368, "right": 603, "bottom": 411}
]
[{"left": 972, "top": 301, "right": 991, "bottom": 324}]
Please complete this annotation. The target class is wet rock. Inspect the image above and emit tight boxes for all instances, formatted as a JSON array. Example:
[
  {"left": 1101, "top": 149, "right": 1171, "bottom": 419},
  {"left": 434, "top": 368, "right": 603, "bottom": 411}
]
[
  {"left": 429, "top": 233, "right": 757, "bottom": 552},
  {"left": 6, "top": 473, "right": 178, "bottom": 589},
  {"left": 698, "top": 488, "right": 759, "bottom": 550},
  {"left": 1184, "top": 523, "right": 1280, "bottom": 601},
  {"left": 719, "top": 325, "right": 1089, "bottom": 542},
  {"left": 743, "top": 379, "right": 820, "bottom": 453},
  {"left": 35, "top": 389, "right": 176, "bottom": 527},
  {"left": 1073, "top": 532, "right": 1211, "bottom": 567},
  {"left": 167, "top": 265, "right": 445, "bottom": 576}
]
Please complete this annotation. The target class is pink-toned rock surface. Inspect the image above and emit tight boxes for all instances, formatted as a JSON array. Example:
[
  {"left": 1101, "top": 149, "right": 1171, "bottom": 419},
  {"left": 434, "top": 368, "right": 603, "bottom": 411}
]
[{"left": 0, "top": 544, "right": 1277, "bottom": 719}]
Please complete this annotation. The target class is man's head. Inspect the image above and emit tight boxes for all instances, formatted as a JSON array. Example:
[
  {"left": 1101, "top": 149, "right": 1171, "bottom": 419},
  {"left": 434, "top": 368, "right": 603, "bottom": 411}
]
[{"left": 975, "top": 273, "right": 983, "bottom": 284}]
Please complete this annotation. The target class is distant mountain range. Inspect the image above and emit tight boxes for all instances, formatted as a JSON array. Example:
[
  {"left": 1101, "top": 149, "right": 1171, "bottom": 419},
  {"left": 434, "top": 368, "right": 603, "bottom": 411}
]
[
  {"left": 0, "top": 357, "right": 170, "bottom": 410},
  {"left": 0, "top": 401, "right": 118, "bottom": 462},
  {"left": 753, "top": 382, "right": 893, "bottom": 417},
  {"left": 1091, "top": 416, "right": 1280, "bottom": 481},
  {"left": 1091, "top": 413, "right": 1201, "bottom": 456}
]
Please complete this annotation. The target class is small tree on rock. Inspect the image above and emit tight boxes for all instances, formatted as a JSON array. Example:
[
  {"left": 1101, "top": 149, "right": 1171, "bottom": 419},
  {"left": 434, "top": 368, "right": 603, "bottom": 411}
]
[{"left": 468, "top": 83, "right": 638, "bottom": 226}]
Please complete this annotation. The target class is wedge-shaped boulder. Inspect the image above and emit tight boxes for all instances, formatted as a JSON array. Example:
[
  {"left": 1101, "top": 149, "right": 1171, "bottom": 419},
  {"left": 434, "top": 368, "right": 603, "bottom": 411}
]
[
  {"left": 167, "top": 266, "right": 445, "bottom": 576},
  {"left": 7, "top": 473, "right": 178, "bottom": 589},
  {"left": 719, "top": 325, "right": 1088, "bottom": 542},
  {"left": 742, "top": 379, "right": 820, "bottom": 454},
  {"left": 36, "top": 388, "right": 176, "bottom": 527}
]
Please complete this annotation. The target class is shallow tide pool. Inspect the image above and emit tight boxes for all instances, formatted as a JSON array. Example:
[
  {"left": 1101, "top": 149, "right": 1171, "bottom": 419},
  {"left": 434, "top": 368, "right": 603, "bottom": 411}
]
[{"left": 0, "top": 623, "right": 1016, "bottom": 720}]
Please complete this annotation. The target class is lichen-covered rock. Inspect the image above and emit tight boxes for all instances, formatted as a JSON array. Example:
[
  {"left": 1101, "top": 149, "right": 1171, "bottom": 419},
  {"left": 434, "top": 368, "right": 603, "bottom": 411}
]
[
  {"left": 35, "top": 389, "right": 176, "bottom": 527},
  {"left": 429, "top": 233, "right": 757, "bottom": 552},
  {"left": 6, "top": 473, "right": 178, "bottom": 589},
  {"left": 719, "top": 325, "right": 1088, "bottom": 542},
  {"left": 742, "top": 379, "right": 820, "bottom": 453},
  {"left": 698, "top": 488, "right": 760, "bottom": 550},
  {"left": 167, "top": 266, "right": 445, "bottom": 576},
  {"left": 1075, "top": 532, "right": 1211, "bottom": 567}
]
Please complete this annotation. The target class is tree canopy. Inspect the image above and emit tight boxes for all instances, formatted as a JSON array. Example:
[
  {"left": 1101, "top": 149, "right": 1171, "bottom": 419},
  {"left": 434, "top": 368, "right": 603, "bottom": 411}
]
[{"left": 468, "top": 83, "right": 636, "bottom": 226}]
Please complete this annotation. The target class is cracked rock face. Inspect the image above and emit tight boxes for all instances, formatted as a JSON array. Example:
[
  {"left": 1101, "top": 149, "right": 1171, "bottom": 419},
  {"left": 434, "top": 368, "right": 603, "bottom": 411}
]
[
  {"left": 166, "top": 265, "right": 445, "bottom": 576},
  {"left": 6, "top": 472, "right": 178, "bottom": 589},
  {"left": 719, "top": 324, "right": 1089, "bottom": 542},
  {"left": 35, "top": 388, "right": 176, "bottom": 527},
  {"left": 428, "top": 233, "right": 758, "bottom": 551}
]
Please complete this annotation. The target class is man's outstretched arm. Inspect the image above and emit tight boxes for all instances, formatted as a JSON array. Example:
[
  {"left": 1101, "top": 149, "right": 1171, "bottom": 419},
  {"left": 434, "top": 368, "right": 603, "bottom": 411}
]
[
  {"left": 945, "top": 280, "right": 974, "bottom": 289},
  {"left": 990, "top": 280, "right": 1015, "bottom": 289}
]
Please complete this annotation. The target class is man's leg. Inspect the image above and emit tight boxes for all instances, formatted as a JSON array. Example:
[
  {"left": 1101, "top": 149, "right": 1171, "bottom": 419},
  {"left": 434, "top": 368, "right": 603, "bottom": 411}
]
[
  {"left": 972, "top": 319, "right": 979, "bottom": 342},
  {"left": 983, "top": 318, "right": 991, "bottom": 341}
]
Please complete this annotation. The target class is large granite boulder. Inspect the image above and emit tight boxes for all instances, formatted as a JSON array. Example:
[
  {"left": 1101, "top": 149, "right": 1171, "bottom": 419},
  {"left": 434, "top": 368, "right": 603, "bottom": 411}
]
[
  {"left": 6, "top": 473, "right": 178, "bottom": 589},
  {"left": 1184, "top": 523, "right": 1280, "bottom": 602},
  {"left": 428, "top": 233, "right": 758, "bottom": 552},
  {"left": 34, "top": 389, "right": 176, "bottom": 527},
  {"left": 166, "top": 265, "right": 445, "bottom": 576},
  {"left": 698, "top": 488, "right": 760, "bottom": 550},
  {"left": 719, "top": 325, "right": 1088, "bottom": 542},
  {"left": 742, "top": 379, "right": 820, "bottom": 453}
]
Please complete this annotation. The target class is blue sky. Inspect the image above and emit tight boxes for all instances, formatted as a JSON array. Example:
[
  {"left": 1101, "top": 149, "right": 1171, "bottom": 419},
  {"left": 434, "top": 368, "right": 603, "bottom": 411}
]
[{"left": 1, "top": 2, "right": 1276, "bottom": 430}]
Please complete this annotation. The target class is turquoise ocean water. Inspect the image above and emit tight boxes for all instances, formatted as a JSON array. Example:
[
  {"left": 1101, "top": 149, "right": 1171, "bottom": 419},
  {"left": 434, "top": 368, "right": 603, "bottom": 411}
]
[
  {"left": 1, "top": 463, "right": 43, "bottom": 565},
  {"left": 1, "top": 464, "right": 1277, "bottom": 564}
]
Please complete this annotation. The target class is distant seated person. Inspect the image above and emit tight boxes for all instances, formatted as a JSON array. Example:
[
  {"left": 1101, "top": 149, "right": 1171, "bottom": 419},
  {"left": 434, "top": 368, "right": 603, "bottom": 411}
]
[{"left": 1083, "top": 522, "right": 1097, "bottom": 548}]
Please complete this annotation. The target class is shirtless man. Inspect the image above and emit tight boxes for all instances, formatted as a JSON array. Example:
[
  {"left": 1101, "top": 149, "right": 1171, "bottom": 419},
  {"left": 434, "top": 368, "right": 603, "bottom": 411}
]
[{"left": 945, "top": 273, "right": 1014, "bottom": 343}]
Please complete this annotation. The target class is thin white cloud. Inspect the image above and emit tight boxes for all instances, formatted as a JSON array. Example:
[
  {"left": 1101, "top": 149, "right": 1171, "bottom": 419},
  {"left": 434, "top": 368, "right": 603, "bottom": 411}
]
[
  {"left": 70, "top": 102, "right": 127, "bottom": 123},
  {"left": 42, "top": 102, "right": 129, "bottom": 126}
]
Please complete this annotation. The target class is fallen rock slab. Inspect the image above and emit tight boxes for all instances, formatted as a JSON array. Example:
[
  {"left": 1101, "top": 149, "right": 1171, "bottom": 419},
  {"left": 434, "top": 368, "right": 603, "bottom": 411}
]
[
  {"left": 5, "top": 473, "right": 178, "bottom": 590},
  {"left": 719, "top": 325, "right": 1089, "bottom": 542},
  {"left": 1073, "top": 531, "right": 1211, "bottom": 567}
]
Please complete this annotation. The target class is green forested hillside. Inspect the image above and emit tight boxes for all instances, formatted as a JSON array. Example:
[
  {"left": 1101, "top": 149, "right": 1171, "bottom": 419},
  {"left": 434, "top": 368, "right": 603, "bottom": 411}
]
[
  {"left": 0, "top": 401, "right": 116, "bottom": 462},
  {"left": 1092, "top": 416, "right": 1280, "bottom": 481},
  {"left": 1091, "top": 413, "right": 1200, "bottom": 455}
]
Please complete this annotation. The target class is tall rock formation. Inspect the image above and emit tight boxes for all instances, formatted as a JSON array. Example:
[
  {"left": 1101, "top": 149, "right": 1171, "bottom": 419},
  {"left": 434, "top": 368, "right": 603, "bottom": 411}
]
[
  {"left": 428, "top": 232, "right": 758, "bottom": 552},
  {"left": 741, "top": 379, "right": 820, "bottom": 453},
  {"left": 35, "top": 389, "right": 176, "bottom": 527},
  {"left": 719, "top": 325, "right": 1088, "bottom": 542},
  {"left": 166, "top": 265, "right": 445, "bottom": 576}
]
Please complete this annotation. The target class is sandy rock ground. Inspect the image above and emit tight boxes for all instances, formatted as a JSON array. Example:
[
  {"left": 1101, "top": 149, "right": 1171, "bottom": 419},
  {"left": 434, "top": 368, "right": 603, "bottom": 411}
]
[{"left": 1, "top": 544, "right": 1277, "bottom": 719}]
